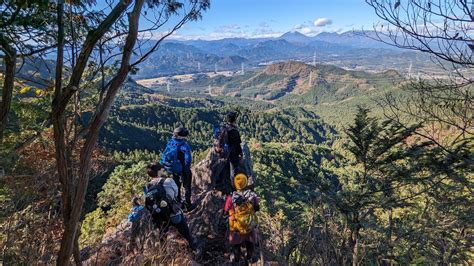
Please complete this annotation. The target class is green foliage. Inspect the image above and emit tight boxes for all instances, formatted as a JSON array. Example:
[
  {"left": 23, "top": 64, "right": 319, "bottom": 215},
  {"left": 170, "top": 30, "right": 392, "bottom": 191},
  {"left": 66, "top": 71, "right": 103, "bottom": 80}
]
[
  {"left": 251, "top": 143, "right": 334, "bottom": 262},
  {"left": 101, "top": 104, "right": 333, "bottom": 152},
  {"left": 97, "top": 162, "right": 148, "bottom": 216},
  {"left": 81, "top": 161, "right": 150, "bottom": 248},
  {"left": 79, "top": 208, "right": 107, "bottom": 248},
  {"left": 317, "top": 107, "right": 472, "bottom": 264},
  {"left": 253, "top": 143, "right": 324, "bottom": 219},
  {"left": 2, "top": 41, "right": 471, "bottom": 263}
]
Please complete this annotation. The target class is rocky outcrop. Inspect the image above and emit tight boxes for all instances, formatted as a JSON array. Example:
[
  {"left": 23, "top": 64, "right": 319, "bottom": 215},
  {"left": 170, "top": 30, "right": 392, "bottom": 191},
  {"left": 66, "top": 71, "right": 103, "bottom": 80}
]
[
  {"left": 82, "top": 144, "right": 256, "bottom": 265},
  {"left": 188, "top": 143, "right": 257, "bottom": 263},
  {"left": 192, "top": 142, "right": 255, "bottom": 193}
]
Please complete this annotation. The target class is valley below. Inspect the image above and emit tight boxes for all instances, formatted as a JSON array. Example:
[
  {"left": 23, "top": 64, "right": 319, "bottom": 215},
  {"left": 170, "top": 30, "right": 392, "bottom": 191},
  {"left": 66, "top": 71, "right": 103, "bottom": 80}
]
[{"left": 1, "top": 23, "right": 472, "bottom": 265}]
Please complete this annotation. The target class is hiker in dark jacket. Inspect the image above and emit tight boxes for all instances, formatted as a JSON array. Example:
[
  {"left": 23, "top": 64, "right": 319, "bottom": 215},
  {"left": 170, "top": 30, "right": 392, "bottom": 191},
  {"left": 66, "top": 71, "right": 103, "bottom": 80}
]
[
  {"left": 160, "top": 126, "right": 194, "bottom": 211},
  {"left": 144, "top": 163, "right": 196, "bottom": 249},
  {"left": 227, "top": 112, "right": 243, "bottom": 171},
  {"left": 216, "top": 111, "right": 243, "bottom": 193}
]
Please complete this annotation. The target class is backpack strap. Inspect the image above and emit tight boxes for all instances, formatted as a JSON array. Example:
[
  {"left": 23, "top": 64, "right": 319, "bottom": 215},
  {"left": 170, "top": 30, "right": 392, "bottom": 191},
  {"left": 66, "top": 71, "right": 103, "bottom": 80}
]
[
  {"left": 158, "top": 178, "right": 165, "bottom": 187},
  {"left": 226, "top": 123, "right": 237, "bottom": 133},
  {"left": 219, "top": 125, "right": 230, "bottom": 149},
  {"left": 232, "top": 190, "right": 253, "bottom": 207},
  {"left": 156, "top": 178, "right": 166, "bottom": 198},
  {"left": 231, "top": 191, "right": 244, "bottom": 210},
  {"left": 231, "top": 191, "right": 237, "bottom": 212},
  {"left": 145, "top": 179, "right": 166, "bottom": 198}
]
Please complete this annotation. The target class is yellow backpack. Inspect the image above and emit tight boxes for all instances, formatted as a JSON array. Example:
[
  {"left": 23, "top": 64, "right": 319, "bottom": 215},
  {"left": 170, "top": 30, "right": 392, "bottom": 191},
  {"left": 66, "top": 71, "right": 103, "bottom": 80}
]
[{"left": 229, "top": 192, "right": 257, "bottom": 234}]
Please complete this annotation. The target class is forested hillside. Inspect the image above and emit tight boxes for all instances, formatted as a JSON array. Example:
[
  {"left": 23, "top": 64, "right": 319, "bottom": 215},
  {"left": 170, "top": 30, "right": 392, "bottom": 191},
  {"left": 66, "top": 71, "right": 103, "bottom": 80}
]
[
  {"left": 4, "top": 71, "right": 471, "bottom": 264},
  {"left": 101, "top": 104, "right": 332, "bottom": 152},
  {"left": 1, "top": 0, "right": 472, "bottom": 265},
  {"left": 2, "top": 50, "right": 473, "bottom": 266}
]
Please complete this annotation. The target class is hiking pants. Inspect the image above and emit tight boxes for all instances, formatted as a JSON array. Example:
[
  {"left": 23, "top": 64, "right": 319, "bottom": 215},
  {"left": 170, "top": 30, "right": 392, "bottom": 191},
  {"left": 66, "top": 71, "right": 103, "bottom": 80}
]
[
  {"left": 154, "top": 219, "right": 194, "bottom": 248},
  {"left": 174, "top": 220, "right": 194, "bottom": 247},
  {"left": 221, "top": 159, "right": 240, "bottom": 193},
  {"left": 173, "top": 169, "right": 192, "bottom": 206},
  {"left": 231, "top": 241, "right": 254, "bottom": 262}
]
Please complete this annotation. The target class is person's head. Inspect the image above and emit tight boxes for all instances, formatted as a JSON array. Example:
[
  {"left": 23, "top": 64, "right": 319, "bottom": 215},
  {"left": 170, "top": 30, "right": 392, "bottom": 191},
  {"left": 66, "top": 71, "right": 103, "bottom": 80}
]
[
  {"left": 173, "top": 126, "right": 189, "bottom": 139},
  {"left": 147, "top": 162, "right": 164, "bottom": 178},
  {"left": 234, "top": 173, "right": 248, "bottom": 191},
  {"left": 226, "top": 111, "right": 238, "bottom": 124}
]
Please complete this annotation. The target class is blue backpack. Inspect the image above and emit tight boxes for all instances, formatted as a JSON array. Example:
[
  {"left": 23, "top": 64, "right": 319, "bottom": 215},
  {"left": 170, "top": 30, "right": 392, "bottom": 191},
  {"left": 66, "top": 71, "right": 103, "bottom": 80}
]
[
  {"left": 160, "top": 140, "right": 184, "bottom": 174},
  {"left": 128, "top": 205, "right": 145, "bottom": 222}
]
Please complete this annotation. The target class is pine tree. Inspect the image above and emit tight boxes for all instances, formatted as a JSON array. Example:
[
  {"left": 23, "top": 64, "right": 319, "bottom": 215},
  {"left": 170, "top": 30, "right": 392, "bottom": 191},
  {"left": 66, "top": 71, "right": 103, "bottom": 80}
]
[{"left": 321, "top": 107, "right": 420, "bottom": 265}]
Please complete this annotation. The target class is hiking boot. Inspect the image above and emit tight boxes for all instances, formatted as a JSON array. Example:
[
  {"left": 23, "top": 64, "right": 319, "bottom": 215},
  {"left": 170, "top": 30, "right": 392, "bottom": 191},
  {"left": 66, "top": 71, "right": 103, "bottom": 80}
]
[
  {"left": 246, "top": 255, "right": 258, "bottom": 264},
  {"left": 230, "top": 247, "right": 241, "bottom": 264},
  {"left": 193, "top": 245, "right": 204, "bottom": 260},
  {"left": 229, "top": 253, "right": 237, "bottom": 263},
  {"left": 188, "top": 236, "right": 198, "bottom": 250}
]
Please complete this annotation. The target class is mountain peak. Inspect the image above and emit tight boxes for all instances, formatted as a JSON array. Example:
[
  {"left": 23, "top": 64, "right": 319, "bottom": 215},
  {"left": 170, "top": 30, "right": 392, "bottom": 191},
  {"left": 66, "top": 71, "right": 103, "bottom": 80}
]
[
  {"left": 280, "top": 31, "right": 308, "bottom": 37},
  {"left": 279, "top": 31, "right": 312, "bottom": 43},
  {"left": 316, "top": 31, "right": 339, "bottom": 37}
]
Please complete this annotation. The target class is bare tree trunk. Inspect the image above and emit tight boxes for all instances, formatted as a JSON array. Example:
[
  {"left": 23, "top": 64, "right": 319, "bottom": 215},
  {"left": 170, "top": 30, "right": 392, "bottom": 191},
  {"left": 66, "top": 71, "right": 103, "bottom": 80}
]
[
  {"left": 53, "top": 0, "right": 201, "bottom": 262},
  {"left": 56, "top": 0, "right": 143, "bottom": 264},
  {"left": 351, "top": 228, "right": 360, "bottom": 266},
  {"left": 73, "top": 230, "right": 81, "bottom": 265},
  {"left": 0, "top": 40, "right": 16, "bottom": 143},
  {"left": 349, "top": 213, "right": 360, "bottom": 266},
  {"left": 387, "top": 208, "right": 393, "bottom": 264},
  {"left": 53, "top": 1, "right": 76, "bottom": 265}
]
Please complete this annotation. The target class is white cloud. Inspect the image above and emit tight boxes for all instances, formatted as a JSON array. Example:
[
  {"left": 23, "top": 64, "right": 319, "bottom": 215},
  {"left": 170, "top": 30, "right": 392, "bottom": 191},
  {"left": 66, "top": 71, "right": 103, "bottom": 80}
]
[
  {"left": 314, "top": 18, "right": 332, "bottom": 27},
  {"left": 218, "top": 24, "right": 241, "bottom": 30},
  {"left": 298, "top": 27, "right": 313, "bottom": 34},
  {"left": 144, "top": 18, "right": 347, "bottom": 41},
  {"left": 292, "top": 23, "right": 318, "bottom": 36},
  {"left": 138, "top": 30, "right": 170, "bottom": 40},
  {"left": 294, "top": 24, "right": 305, "bottom": 30},
  {"left": 253, "top": 27, "right": 283, "bottom": 38}
]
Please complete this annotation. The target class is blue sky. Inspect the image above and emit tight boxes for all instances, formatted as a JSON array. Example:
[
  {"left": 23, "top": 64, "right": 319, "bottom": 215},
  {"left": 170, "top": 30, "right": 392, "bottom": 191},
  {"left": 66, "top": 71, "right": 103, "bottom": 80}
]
[
  {"left": 169, "top": 0, "right": 382, "bottom": 40},
  {"left": 97, "top": 0, "right": 382, "bottom": 40}
]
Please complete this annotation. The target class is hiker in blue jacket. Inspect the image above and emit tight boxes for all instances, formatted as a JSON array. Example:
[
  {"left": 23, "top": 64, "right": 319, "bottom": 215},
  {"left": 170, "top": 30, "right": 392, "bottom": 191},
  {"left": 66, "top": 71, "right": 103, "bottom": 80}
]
[{"left": 160, "top": 126, "right": 194, "bottom": 211}]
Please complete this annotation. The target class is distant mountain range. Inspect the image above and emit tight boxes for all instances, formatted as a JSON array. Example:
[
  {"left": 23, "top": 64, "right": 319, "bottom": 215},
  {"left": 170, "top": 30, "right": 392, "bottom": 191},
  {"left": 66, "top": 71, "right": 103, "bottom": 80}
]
[
  {"left": 12, "top": 30, "right": 432, "bottom": 82},
  {"left": 133, "top": 30, "right": 433, "bottom": 79}
]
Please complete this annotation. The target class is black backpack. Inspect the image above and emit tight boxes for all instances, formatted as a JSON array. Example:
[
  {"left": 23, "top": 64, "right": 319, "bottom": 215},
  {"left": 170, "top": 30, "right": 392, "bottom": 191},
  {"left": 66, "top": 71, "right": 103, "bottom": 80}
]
[
  {"left": 213, "top": 124, "right": 232, "bottom": 158},
  {"left": 144, "top": 179, "right": 172, "bottom": 222}
]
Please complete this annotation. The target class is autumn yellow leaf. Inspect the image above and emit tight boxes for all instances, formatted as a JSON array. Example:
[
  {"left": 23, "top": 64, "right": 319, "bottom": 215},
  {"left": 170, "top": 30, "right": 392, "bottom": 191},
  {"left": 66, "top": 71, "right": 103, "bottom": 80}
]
[{"left": 19, "top": 86, "right": 30, "bottom": 94}]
